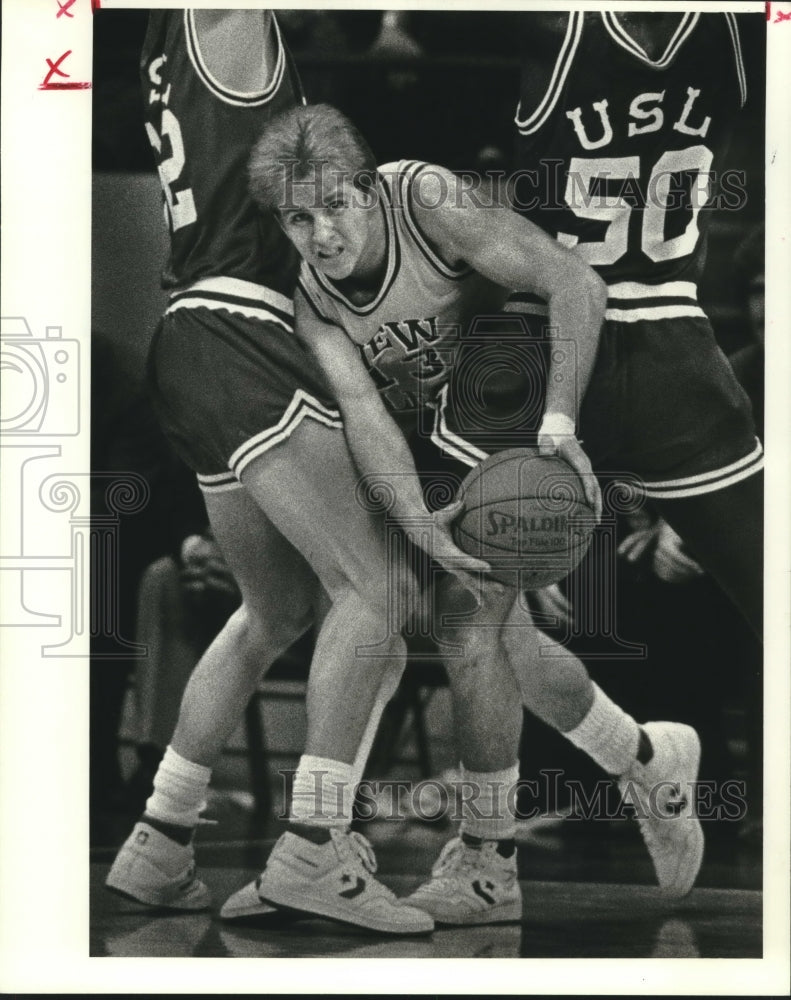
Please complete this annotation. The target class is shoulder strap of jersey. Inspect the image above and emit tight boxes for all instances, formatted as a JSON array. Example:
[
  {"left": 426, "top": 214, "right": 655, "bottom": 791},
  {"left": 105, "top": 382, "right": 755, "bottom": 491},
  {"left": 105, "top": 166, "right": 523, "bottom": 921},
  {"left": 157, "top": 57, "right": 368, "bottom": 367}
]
[
  {"left": 398, "top": 161, "right": 472, "bottom": 280},
  {"left": 184, "top": 9, "right": 287, "bottom": 107},
  {"left": 515, "top": 12, "right": 583, "bottom": 136}
]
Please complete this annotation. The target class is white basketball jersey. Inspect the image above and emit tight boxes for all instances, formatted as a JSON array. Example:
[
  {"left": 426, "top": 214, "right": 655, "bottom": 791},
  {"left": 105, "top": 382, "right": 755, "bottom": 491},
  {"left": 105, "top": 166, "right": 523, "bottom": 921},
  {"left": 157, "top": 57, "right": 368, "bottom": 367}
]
[{"left": 297, "top": 160, "right": 508, "bottom": 416}]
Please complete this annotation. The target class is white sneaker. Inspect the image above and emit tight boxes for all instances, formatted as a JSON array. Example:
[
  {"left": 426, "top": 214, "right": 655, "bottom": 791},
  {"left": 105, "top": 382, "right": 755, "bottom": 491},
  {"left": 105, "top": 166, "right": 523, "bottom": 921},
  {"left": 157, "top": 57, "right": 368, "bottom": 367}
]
[
  {"left": 105, "top": 821, "right": 210, "bottom": 911},
  {"left": 618, "top": 721, "right": 704, "bottom": 899},
  {"left": 217, "top": 877, "right": 280, "bottom": 921},
  {"left": 221, "top": 828, "right": 434, "bottom": 935},
  {"left": 404, "top": 836, "right": 522, "bottom": 925}
]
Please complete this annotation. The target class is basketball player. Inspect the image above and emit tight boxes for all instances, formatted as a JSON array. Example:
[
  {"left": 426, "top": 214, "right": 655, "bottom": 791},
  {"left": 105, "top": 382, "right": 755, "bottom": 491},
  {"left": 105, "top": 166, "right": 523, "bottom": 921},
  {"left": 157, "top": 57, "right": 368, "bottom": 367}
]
[
  {"left": 104, "top": 9, "right": 491, "bottom": 935},
  {"left": 511, "top": 11, "right": 763, "bottom": 636},
  {"left": 237, "top": 103, "right": 705, "bottom": 926}
]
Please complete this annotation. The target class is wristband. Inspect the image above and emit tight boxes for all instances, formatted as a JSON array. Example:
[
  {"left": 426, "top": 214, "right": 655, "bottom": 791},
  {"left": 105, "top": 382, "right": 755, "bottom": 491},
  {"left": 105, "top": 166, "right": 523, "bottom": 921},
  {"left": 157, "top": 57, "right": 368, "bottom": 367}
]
[{"left": 539, "top": 412, "right": 576, "bottom": 438}]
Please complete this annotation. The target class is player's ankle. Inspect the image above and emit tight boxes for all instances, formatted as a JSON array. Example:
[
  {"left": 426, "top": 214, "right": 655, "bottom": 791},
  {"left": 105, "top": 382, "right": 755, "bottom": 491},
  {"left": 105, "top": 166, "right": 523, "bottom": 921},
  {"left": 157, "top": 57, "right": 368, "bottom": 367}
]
[
  {"left": 288, "top": 822, "right": 335, "bottom": 845},
  {"left": 141, "top": 812, "right": 194, "bottom": 845},
  {"left": 461, "top": 831, "right": 516, "bottom": 859}
]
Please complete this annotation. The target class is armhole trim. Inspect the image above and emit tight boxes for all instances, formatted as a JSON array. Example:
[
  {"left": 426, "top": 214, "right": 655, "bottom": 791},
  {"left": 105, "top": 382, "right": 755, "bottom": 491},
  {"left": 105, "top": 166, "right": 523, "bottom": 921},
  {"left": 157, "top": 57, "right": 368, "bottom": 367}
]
[
  {"left": 515, "top": 12, "right": 583, "bottom": 136},
  {"left": 724, "top": 12, "right": 747, "bottom": 108},
  {"left": 185, "top": 9, "right": 286, "bottom": 107},
  {"left": 297, "top": 277, "right": 341, "bottom": 327},
  {"left": 400, "top": 162, "right": 472, "bottom": 280}
]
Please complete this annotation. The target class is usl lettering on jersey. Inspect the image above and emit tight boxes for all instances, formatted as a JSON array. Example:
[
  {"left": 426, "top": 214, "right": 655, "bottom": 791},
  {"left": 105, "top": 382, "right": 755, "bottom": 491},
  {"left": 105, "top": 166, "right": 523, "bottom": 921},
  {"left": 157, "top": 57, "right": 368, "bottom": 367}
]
[
  {"left": 360, "top": 316, "right": 451, "bottom": 411},
  {"left": 566, "top": 86, "right": 711, "bottom": 150}
]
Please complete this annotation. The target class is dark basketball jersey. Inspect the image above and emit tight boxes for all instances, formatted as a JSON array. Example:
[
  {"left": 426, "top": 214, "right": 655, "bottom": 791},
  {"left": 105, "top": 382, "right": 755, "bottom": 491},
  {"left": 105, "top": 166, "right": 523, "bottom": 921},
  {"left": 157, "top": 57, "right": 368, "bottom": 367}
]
[
  {"left": 513, "top": 12, "right": 747, "bottom": 288},
  {"left": 140, "top": 10, "right": 302, "bottom": 293}
]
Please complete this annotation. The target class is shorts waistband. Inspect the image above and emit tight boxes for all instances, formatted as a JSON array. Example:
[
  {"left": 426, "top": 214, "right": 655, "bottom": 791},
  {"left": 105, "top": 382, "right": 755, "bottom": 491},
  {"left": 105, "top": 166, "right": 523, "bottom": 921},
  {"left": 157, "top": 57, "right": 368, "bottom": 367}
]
[
  {"left": 506, "top": 281, "right": 705, "bottom": 323},
  {"left": 165, "top": 277, "right": 295, "bottom": 330}
]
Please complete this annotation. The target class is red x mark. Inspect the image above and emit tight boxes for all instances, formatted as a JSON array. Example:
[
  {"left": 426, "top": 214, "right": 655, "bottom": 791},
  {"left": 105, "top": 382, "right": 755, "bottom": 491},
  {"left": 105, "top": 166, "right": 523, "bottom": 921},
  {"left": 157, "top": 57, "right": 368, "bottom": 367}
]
[
  {"left": 56, "top": 0, "right": 77, "bottom": 18},
  {"left": 39, "top": 50, "right": 91, "bottom": 90},
  {"left": 42, "top": 50, "right": 72, "bottom": 86}
]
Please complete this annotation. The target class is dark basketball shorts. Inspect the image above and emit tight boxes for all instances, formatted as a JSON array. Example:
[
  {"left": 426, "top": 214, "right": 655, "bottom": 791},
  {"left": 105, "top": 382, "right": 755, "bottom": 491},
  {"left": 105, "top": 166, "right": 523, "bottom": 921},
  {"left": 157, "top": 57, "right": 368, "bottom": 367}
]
[
  {"left": 147, "top": 278, "right": 341, "bottom": 494},
  {"left": 503, "top": 285, "right": 763, "bottom": 500}
]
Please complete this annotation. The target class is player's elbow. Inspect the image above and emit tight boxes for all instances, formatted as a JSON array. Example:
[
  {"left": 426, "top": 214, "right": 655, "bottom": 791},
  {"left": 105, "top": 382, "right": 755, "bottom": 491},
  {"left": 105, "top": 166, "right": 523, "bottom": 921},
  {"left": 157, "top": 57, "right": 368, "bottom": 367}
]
[
  {"left": 574, "top": 263, "right": 607, "bottom": 316},
  {"left": 589, "top": 269, "right": 608, "bottom": 315}
]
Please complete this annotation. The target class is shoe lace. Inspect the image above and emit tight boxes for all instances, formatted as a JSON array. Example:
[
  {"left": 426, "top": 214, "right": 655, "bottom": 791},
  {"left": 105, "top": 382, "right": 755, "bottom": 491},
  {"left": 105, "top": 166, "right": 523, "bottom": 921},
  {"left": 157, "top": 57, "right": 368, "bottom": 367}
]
[
  {"left": 430, "top": 836, "right": 478, "bottom": 878},
  {"left": 331, "top": 828, "right": 378, "bottom": 875}
]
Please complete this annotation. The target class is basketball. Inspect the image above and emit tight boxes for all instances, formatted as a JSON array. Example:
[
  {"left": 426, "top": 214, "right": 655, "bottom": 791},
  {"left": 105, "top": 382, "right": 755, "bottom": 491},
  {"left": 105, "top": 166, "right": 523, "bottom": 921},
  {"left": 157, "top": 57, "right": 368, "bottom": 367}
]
[{"left": 453, "top": 448, "right": 596, "bottom": 588}]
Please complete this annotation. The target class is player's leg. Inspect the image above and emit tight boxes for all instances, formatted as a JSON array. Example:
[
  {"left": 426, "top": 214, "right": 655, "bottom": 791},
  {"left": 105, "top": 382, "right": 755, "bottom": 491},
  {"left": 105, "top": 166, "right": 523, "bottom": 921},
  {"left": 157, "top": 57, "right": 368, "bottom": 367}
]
[
  {"left": 406, "top": 575, "right": 524, "bottom": 925},
  {"left": 653, "top": 471, "right": 763, "bottom": 638},
  {"left": 170, "top": 486, "right": 317, "bottom": 769},
  {"left": 501, "top": 593, "right": 704, "bottom": 898},
  {"left": 105, "top": 488, "right": 318, "bottom": 910},
  {"left": 219, "top": 420, "right": 430, "bottom": 933},
  {"left": 238, "top": 418, "right": 412, "bottom": 768}
]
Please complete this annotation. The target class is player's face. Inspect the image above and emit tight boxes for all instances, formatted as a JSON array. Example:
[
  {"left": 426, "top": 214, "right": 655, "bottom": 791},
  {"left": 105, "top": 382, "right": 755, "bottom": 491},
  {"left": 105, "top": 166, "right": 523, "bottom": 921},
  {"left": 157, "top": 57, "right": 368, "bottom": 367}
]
[{"left": 279, "top": 176, "right": 384, "bottom": 281}]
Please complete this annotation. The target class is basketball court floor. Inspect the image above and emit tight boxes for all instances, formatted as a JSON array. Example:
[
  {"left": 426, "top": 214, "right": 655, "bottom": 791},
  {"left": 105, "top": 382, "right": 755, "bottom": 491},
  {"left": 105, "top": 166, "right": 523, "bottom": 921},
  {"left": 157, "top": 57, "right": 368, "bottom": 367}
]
[{"left": 90, "top": 810, "right": 761, "bottom": 959}]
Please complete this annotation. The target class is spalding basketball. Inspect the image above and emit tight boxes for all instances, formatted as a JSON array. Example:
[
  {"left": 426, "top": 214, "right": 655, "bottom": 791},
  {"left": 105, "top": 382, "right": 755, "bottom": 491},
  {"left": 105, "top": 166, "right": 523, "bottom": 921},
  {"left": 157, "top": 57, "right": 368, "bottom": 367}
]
[{"left": 453, "top": 447, "right": 596, "bottom": 588}]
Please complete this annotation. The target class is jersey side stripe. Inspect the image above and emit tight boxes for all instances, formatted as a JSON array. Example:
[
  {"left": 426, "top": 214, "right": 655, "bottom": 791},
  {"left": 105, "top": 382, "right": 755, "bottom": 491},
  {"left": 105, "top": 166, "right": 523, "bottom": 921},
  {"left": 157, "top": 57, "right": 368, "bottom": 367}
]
[
  {"left": 400, "top": 163, "right": 471, "bottom": 281},
  {"left": 515, "top": 12, "right": 583, "bottom": 136},
  {"left": 607, "top": 280, "right": 698, "bottom": 300},
  {"left": 431, "top": 386, "right": 489, "bottom": 468},
  {"left": 724, "top": 13, "right": 747, "bottom": 108},
  {"left": 184, "top": 9, "right": 286, "bottom": 107}
]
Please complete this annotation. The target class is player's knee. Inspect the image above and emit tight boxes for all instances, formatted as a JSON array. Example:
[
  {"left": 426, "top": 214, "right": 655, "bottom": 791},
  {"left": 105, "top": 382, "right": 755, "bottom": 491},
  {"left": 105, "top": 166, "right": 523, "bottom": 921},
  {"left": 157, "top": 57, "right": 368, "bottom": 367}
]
[
  {"left": 328, "top": 562, "right": 419, "bottom": 633},
  {"left": 237, "top": 601, "right": 312, "bottom": 664},
  {"left": 501, "top": 620, "right": 542, "bottom": 667},
  {"left": 442, "top": 625, "right": 504, "bottom": 671}
]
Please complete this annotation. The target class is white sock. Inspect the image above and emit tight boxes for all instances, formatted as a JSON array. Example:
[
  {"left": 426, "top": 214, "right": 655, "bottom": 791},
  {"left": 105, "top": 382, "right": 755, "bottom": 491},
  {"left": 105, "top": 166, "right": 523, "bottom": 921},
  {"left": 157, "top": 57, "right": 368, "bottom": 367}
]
[
  {"left": 458, "top": 762, "right": 519, "bottom": 842},
  {"left": 564, "top": 684, "right": 640, "bottom": 776},
  {"left": 144, "top": 745, "right": 212, "bottom": 828},
  {"left": 290, "top": 754, "right": 356, "bottom": 828}
]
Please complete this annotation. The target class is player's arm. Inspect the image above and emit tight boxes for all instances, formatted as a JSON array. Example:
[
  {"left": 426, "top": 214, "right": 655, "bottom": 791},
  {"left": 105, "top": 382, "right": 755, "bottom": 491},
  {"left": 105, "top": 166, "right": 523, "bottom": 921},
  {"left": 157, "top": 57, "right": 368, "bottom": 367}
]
[
  {"left": 192, "top": 9, "right": 276, "bottom": 93},
  {"left": 411, "top": 165, "right": 605, "bottom": 415},
  {"left": 411, "top": 167, "right": 606, "bottom": 516},
  {"left": 294, "top": 293, "right": 489, "bottom": 584}
]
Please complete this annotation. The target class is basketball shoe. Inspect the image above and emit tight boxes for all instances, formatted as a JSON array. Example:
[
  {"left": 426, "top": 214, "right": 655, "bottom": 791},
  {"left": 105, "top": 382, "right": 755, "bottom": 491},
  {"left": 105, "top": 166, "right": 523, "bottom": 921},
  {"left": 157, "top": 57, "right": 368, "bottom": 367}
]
[
  {"left": 404, "top": 836, "right": 522, "bottom": 925},
  {"left": 618, "top": 721, "right": 704, "bottom": 898},
  {"left": 220, "top": 827, "right": 434, "bottom": 934},
  {"left": 105, "top": 821, "right": 210, "bottom": 910}
]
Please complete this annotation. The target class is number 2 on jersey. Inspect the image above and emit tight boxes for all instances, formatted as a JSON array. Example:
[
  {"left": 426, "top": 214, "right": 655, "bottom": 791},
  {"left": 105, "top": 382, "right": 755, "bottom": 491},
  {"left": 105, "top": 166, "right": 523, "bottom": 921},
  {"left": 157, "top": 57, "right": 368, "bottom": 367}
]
[
  {"left": 557, "top": 146, "right": 713, "bottom": 266},
  {"left": 145, "top": 110, "right": 197, "bottom": 232}
]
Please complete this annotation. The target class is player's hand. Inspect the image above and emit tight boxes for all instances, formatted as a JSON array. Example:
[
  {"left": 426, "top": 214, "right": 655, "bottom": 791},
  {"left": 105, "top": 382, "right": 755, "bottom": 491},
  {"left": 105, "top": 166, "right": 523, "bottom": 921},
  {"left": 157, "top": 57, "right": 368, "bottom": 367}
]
[
  {"left": 537, "top": 412, "right": 602, "bottom": 522},
  {"left": 651, "top": 519, "right": 704, "bottom": 584},
  {"left": 180, "top": 533, "right": 240, "bottom": 601},
  {"left": 426, "top": 499, "right": 491, "bottom": 595},
  {"left": 531, "top": 583, "right": 573, "bottom": 629},
  {"left": 368, "top": 12, "right": 422, "bottom": 91},
  {"left": 617, "top": 524, "right": 658, "bottom": 564}
]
